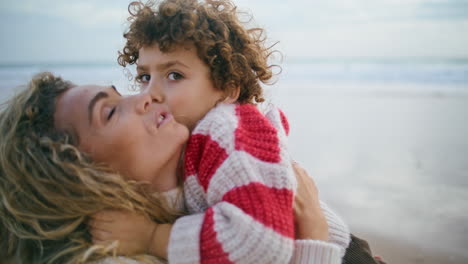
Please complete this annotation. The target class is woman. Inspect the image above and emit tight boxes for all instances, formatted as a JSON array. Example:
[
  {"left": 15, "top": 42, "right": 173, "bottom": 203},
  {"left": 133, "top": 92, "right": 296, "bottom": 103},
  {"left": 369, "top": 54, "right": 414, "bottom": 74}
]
[
  {"left": 0, "top": 73, "right": 183, "bottom": 263},
  {"left": 0, "top": 72, "right": 341, "bottom": 263}
]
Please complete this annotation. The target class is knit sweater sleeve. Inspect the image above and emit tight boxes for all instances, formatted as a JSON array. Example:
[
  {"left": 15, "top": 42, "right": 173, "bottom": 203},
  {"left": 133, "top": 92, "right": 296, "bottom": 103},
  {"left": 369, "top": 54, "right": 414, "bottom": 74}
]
[
  {"left": 168, "top": 104, "right": 296, "bottom": 264},
  {"left": 289, "top": 201, "right": 351, "bottom": 264},
  {"left": 320, "top": 201, "right": 351, "bottom": 253}
]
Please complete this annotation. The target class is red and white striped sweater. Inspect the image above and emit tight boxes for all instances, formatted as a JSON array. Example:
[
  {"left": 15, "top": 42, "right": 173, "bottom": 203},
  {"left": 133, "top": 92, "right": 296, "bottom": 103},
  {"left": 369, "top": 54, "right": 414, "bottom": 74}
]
[{"left": 167, "top": 103, "right": 349, "bottom": 264}]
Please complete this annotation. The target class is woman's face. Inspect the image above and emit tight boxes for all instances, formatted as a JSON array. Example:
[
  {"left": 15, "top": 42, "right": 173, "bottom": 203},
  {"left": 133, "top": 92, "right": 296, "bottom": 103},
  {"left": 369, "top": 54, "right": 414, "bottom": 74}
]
[{"left": 54, "top": 84, "right": 189, "bottom": 191}]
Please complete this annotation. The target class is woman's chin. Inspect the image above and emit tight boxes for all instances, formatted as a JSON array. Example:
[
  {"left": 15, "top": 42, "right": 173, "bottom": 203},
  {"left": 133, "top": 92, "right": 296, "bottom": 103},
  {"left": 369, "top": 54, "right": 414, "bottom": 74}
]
[{"left": 177, "top": 122, "right": 190, "bottom": 142}]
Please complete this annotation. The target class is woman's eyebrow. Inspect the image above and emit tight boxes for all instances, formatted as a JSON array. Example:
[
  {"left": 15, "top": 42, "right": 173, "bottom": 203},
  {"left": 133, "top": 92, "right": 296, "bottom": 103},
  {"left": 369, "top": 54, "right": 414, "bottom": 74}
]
[
  {"left": 111, "top": 85, "right": 121, "bottom": 96},
  {"left": 88, "top": 91, "right": 108, "bottom": 124}
]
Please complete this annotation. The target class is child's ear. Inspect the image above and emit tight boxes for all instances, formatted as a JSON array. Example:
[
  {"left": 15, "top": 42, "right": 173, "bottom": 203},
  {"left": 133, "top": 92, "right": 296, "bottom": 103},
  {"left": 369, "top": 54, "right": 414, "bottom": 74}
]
[{"left": 222, "top": 85, "right": 240, "bottom": 104}]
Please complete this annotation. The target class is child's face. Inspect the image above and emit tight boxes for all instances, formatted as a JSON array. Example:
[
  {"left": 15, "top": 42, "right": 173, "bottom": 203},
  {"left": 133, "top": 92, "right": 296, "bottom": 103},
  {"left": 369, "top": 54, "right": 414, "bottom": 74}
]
[{"left": 137, "top": 44, "right": 225, "bottom": 131}]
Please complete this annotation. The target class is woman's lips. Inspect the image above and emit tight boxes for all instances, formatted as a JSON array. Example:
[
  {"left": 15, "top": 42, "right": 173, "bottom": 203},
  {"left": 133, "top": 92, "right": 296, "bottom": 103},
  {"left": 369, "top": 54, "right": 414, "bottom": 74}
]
[{"left": 156, "top": 112, "right": 173, "bottom": 128}]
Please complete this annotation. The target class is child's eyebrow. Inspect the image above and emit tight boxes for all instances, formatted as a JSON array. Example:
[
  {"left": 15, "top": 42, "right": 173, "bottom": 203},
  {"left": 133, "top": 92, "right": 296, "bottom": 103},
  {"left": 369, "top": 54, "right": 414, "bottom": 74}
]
[
  {"left": 137, "top": 60, "right": 190, "bottom": 72},
  {"left": 136, "top": 65, "right": 148, "bottom": 72},
  {"left": 156, "top": 60, "right": 189, "bottom": 71},
  {"left": 137, "top": 61, "right": 189, "bottom": 73}
]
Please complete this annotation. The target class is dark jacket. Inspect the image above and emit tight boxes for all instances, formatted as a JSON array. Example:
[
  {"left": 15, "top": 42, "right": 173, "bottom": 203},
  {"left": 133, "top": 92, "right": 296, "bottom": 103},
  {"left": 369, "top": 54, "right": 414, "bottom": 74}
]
[{"left": 343, "top": 234, "right": 387, "bottom": 264}]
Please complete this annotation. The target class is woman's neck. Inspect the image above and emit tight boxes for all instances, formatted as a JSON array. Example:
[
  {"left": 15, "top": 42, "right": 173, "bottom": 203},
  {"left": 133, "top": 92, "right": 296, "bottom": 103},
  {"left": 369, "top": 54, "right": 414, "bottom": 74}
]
[{"left": 150, "top": 148, "right": 183, "bottom": 192}]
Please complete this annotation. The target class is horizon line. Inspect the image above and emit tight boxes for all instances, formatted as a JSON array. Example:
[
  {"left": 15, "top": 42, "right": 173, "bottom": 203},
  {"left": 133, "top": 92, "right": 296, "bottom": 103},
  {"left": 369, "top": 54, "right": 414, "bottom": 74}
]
[{"left": 2, "top": 56, "right": 468, "bottom": 67}]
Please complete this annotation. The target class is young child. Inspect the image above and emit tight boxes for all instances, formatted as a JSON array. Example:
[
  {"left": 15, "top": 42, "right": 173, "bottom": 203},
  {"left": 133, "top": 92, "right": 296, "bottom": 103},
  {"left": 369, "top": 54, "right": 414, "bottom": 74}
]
[{"left": 90, "top": 0, "right": 350, "bottom": 263}]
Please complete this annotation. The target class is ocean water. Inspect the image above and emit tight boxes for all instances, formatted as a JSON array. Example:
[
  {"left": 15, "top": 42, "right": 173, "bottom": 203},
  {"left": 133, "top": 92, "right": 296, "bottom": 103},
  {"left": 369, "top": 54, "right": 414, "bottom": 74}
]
[
  {"left": 1, "top": 59, "right": 468, "bottom": 97},
  {"left": 1, "top": 60, "right": 468, "bottom": 263},
  {"left": 282, "top": 59, "right": 468, "bottom": 85},
  {"left": 0, "top": 63, "right": 136, "bottom": 101}
]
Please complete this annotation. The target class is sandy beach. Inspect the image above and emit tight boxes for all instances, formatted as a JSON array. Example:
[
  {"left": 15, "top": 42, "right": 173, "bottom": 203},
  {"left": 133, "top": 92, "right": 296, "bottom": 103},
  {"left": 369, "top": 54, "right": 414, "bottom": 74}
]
[
  {"left": 1, "top": 0, "right": 468, "bottom": 261},
  {"left": 273, "top": 80, "right": 468, "bottom": 264},
  {"left": 356, "top": 231, "right": 467, "bottom": 264},
  {"left": 1, "top": 64, "right": 467, "bottom": 264}
]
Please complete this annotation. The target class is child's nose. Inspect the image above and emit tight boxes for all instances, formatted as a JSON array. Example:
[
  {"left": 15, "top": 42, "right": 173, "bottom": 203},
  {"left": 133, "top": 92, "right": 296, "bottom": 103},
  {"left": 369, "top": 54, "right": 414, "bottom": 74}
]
[
  {"left": 134, "top": 92, "right": 153, "bottom": 114},
  {"left": 146, "top": 83, "right": 165, "bottom": 103}
]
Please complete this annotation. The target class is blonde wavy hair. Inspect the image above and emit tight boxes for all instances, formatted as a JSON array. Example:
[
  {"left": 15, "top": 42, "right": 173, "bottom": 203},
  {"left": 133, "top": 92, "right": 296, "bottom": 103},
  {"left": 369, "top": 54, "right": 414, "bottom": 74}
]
[{"left": 0, "top": 72, "right": 182, "bottom": 264}]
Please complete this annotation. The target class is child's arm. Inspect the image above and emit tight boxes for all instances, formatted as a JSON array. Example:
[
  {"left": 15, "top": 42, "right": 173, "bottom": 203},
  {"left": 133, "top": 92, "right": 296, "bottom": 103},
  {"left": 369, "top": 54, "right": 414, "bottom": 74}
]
[
  {"left": 89, "top": 104, "right": 348, "bottom": 264},
  {"left": 88, "top": 210, "right": 171, "bottom": 258},
  {"left": 88, "top": 179, "right": 349, "bottom": 264},
  {"left": 167, "top": 104, "right": 296, "bottom": 264},
  {"left": 88, "top": 163, "right": 349, "bottom": 264}
]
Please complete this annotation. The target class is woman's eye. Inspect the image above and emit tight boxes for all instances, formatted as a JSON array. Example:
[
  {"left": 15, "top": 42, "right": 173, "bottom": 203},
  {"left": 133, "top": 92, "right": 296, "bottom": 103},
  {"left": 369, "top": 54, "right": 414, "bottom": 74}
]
[
  {"left": 107, "top": 107, "right": 116, "bottom": 120},
  {"left": 136, "top": 74, "right": 150, "bottom": 83},
  {"left": 168, "top": 72, "right": 183, "bottom": 81}
]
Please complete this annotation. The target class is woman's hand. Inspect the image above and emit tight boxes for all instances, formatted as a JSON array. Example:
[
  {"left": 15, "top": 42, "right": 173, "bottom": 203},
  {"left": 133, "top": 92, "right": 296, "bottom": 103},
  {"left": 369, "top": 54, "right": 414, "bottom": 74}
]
[
  {"left": 88, "top": 210, "right": 172, "bottom": 259},
  {"left": 292, "top": 162, "right": 329, "bottom": 241}
]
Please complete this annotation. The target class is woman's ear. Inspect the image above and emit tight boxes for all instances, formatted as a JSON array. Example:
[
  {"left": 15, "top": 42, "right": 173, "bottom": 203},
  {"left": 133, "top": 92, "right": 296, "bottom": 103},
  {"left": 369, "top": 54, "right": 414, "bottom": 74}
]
[{"left": 222, "top": 85, "right": 240, "bottom": 104}]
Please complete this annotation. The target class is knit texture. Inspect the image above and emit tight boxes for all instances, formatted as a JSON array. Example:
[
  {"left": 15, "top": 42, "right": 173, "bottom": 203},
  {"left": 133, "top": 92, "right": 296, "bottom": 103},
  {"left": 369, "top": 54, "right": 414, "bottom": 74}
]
[
  {"left": 288, "top": 202, "right": 351, "bottom": 264},
  {"left": 290, "top": 240, "right": 342, "bottom": 264},
  {"left": 168, "top": 103, "right": 351, "bottom": 264},
  {"left": 320, "top": 201, "right": 351, "bottom": 255},
  {"left": 169, "top": 103, "right": 296, "bottom": 264}
]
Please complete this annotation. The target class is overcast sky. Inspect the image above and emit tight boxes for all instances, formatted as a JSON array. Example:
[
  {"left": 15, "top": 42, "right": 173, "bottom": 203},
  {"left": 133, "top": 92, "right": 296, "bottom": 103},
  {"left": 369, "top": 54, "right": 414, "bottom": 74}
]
[{"left": 1, "top": 0, "right": 467, "bottom": 63}]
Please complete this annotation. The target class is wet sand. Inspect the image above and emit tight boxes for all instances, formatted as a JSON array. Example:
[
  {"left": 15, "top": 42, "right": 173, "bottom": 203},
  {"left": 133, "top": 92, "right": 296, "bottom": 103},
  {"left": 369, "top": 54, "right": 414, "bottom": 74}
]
[
  {"left": 357, "top": 231, "right": 467, "bottom": 264},
  {"left": 1, "top": 69, "right": 467, "bottom": 263},
  {"left": 274, "top": 81, "right": 468, "bottom": 264}
]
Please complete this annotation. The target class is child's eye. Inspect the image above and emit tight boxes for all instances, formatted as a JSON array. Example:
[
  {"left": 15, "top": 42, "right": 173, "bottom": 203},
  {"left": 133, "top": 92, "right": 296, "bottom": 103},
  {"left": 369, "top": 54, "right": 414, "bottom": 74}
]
[
  {"left": 136, "top": 74, "right": 150, "bottom": 83},
  {"left": 168, "top": 72, "right": 183, "bottom": 81}
]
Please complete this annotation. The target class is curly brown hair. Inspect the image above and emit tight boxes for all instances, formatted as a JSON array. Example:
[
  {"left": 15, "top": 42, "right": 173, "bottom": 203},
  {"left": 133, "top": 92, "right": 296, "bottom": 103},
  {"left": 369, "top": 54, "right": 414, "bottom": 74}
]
[{"left": 118, "top": 0, "right": 280, "bottom": 104}]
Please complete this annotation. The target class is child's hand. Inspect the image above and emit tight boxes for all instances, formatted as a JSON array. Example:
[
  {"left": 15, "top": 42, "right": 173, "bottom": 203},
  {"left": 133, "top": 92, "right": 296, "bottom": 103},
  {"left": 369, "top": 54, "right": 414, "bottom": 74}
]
[
  {"left": 292, "top": 162, "right": 329, "bottom": 241},
  {"left": 88, "top": 210, "right": 157, "bottom": 256}
]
